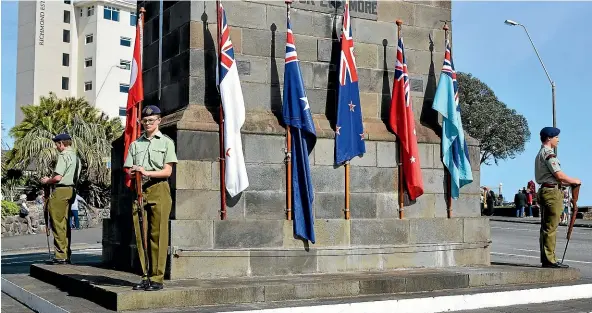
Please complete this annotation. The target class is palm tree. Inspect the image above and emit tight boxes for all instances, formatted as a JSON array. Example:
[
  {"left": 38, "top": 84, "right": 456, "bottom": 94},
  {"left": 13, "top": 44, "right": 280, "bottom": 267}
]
[{"left": 6, "top": 93, "right": 124, "bottom": 206}]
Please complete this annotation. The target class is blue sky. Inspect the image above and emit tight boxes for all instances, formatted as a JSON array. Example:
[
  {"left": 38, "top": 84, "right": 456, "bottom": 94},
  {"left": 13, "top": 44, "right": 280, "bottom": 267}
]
[
  {"left": 1, "top": 1, "right": 590, "bottom": 204},
  {"left": 452, "top": 1, "right": 592, "bottom": 205}
]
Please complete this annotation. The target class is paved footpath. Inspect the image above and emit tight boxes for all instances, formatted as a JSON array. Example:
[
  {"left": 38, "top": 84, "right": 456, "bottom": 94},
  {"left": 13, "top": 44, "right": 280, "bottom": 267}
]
[
  {"left": 490, "top": 216, "right": 592, "bottom": 228},
  {"left": 1, "top": 227, "right": 102, "bottom": 253}
]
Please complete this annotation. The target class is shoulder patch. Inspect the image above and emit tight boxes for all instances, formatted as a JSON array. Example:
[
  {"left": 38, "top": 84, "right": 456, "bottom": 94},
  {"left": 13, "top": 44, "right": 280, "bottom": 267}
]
[{"left": 545, "top": 154, "right": 556, "bottom": 160}]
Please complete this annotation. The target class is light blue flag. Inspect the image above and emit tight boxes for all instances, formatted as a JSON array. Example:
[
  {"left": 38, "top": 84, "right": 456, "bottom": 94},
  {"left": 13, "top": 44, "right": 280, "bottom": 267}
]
[{"left": 432, "top": 40, "right": 473, "bottom": 199}]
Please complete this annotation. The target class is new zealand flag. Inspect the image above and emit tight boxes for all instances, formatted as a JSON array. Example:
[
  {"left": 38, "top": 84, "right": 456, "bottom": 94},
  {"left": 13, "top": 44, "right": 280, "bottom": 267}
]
[{"left": 335, "top": 0, "right": 365, "bottom": 165}]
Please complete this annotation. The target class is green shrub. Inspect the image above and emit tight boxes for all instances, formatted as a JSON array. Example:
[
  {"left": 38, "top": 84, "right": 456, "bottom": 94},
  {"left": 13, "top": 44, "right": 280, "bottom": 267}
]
[{"left": 1, "top": 200, "right": 20, "bottom": 217}]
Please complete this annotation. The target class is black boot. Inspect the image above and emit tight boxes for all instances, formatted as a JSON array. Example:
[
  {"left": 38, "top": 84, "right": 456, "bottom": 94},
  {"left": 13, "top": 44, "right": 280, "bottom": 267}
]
[
  {"left": 542, "top": 262, "right": 569, "bottom": 268},
  {"left": 46, "top": 258, "right": 67, "bottom": 265},
  {"left": 132, "top": 279, "right": 150, "bottom": 290},
  {"left": 145, "top": 281, "right": 163, "bottom": 291}
]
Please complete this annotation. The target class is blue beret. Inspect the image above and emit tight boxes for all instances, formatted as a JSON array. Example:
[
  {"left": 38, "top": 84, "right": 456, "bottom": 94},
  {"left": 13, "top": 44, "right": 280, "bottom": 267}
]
[
  {"left": 52, "top": 133, "right": 71, "bottom": 142},
  {"left": 142, "top": 105, "right": 161, "bottom": 117},
  {"left": 540, "top": 127, "right": 560, "bottom": 138}
]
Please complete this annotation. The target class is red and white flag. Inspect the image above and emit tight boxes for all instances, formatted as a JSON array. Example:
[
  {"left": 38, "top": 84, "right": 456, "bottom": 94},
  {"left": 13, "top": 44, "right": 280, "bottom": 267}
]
[
  {"left": 389, "top": 36, "right": 424, "bottom": 200},
  {"left": 123, "top": 20, "right": 143, "bottom": 188}
]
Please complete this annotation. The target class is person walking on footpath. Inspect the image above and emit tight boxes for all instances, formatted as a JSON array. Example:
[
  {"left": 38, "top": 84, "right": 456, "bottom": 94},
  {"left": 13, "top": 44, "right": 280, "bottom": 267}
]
[
  {"left": 514, "top": 189, "right": 526, "bottom": 218},
  {"left": 70, "top": 194, "right": 87, "bottom": 229},
  {"left": 535, "top": 127, "right": 581, "bottom": 268},
  {"left": 124, "top": 105, "right": 177, "bottom": 291},
  {"left": 40, "top": 133, "right": 81, "bottom": 264},
  {"left": 18, "top": 194, "right": 35, "bottom": 234}
]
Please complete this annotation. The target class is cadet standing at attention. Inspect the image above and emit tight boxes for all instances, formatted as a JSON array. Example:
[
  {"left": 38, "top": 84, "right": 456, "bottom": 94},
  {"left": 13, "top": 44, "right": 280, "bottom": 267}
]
[
  {"left": 535, "top": 127, "right": 581, "bottom": 268},
  {"left": 124, "top": 105, "right": 177, "bottom": 291},
  {"left": 40, "top": 133, "right": 81, "bottom": 264}
]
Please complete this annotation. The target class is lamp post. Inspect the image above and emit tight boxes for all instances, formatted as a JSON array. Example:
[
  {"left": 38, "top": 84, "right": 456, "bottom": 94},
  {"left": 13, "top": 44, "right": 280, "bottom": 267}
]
[
  {"left": 504, "top": 19, "right": 556, "bottom": 130},
  {"left": 92, "top": 64, "right": 127, "bottom": 107}
]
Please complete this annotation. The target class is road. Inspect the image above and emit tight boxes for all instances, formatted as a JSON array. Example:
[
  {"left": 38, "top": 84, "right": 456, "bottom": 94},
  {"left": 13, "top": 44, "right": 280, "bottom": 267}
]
[
  {"left": 489, "top": 220, "right": 592, "bottom": 278},
  {"left": 2, "top": 221, "right": 592, "bottom": 312}
]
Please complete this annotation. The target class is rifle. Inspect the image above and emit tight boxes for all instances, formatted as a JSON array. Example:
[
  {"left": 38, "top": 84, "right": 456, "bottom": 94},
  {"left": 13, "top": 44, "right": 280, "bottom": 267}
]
[
  {"left": 42, "top": 185, "right": 52, "bottom": 260},
  {"left": 134, "top": 170, "right": 150, "bottom": 281},
  {"left": 561, "top": 184, "right": 581, "bottom": 264}
]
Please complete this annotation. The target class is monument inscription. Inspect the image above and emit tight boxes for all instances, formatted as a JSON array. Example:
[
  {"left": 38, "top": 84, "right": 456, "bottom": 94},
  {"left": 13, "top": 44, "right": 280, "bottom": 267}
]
[{"left": 293, "top": 0, "right": 378, "bottom": 20}]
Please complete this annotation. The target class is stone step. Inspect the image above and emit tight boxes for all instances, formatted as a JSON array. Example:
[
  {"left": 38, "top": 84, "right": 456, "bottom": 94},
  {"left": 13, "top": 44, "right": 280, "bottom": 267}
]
[{"left": 29, "top": 263, "right": 580, "bottom": 312}]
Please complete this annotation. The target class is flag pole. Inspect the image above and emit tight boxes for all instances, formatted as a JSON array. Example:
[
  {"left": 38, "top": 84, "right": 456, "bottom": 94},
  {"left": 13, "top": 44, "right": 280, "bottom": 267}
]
[
  {"left": 345, "top": 161, "right": 350, "bottom": 220},
  {"left": 216, "top": 0, "right": 227, "bottom": 220},
  {"left": 285, "top": 0, "right": 293, "bottom": 221},
  {"left": 443, "top": 21, "right": 453, "bottom": 219},
  {"left": 136, "top": 6, "right": 150, "bottom": 282},
  {"left": 396, "top": 19, "right": 405, "bottom": 220}
]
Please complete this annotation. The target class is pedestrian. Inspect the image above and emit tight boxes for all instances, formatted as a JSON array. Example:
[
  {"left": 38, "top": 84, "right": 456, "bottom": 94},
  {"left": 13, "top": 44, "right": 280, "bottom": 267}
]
[
  {"left": 535, "top": 127, "right": 580, "bottom": 268},
  {"left": 524, "top": 187, "right": 533, "bottom": 217},
  {"left": 18, "top": 194, "right": 35, "bottom": 234},
  {"left": 124, "top": 105, "right": 177, "bottom": 291},
  {"left": 514, "top": 189, "right": 526, "bottom": 218},
  {"left": 40, "top": 133, "right": 81, "bottom": 265},
  {"left": 486, "top": 188, "right": 495, "bottom": 216},
  {"left": 70, "top": 194, "right": 87, "bottom": 230}
]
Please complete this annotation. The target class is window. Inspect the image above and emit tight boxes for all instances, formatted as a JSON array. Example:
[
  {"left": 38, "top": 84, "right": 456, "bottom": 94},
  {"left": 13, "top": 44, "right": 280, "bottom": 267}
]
[
  {"left": 85, "top": 58, "right": 93, "bottom": 68},
  {"left": 104, "top": 6, "right": 120, "bottom": 21},
  {"left": 63, "top": 10, "right": 70, "bottom": 23},
  {"left": 64, "top": 0, "right": 71, "bottom": 4},
  {"left": 84, "top": 81, "right": 93, "bottom": 91},
  {"left": 119, "top": 84, "right": 129, "bottom": 93},
  {"left": 130, "top": 12, "right": 137, "bottom": 26},
  {"left": 80, "top": 9, "right": 83, "bottom": 17},
  {"left": 119, "top": 107, "right": 127, "bottom": 117},
  {"left": 85, "top": 34, "right": 93, "bottom": 44},
  {"left": 120, "top": 60, "right": 131, "bottom": 70},
  {"left": 62, "top": 77, "right": 69, "bottom": 90},
  {"left": 62, "top": 53, "right": 69, "bottom": 66},
  {"left": 63, "top": 30, "right": 70, "bottom": 43},
  {"left": 87, "top": 6, "right": 94, "bottom": 17},
  {"left": 120, "top": 37, "right": 131, "bottom": 47}
]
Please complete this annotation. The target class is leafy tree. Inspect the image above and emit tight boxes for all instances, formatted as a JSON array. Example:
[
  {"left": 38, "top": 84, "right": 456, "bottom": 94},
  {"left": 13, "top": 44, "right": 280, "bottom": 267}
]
[
  {"left": 457, "top": 72, "right": 531, "bottom": 165},
  {"left": 6, "top": 93, "right": 123, "bottom": 206}
]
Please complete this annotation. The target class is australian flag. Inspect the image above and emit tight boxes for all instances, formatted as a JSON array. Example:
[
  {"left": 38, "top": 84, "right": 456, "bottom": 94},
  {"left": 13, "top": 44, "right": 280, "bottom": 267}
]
[
  {"left": 432, "top": 40, "right": 473, "bottom": 199},
  {"left": 335, "top": 0, "right": 365, "bottom": 165},
  {"left": 283, "top": 14, "right": 317, "bottom": 243}
]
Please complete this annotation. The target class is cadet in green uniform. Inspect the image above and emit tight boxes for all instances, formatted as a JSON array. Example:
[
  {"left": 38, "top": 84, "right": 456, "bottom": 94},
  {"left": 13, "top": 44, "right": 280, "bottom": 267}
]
[
  {"left": 124, "top": 105, "right": 177, "bottom": 291},
  {"left": 40, "top": 133, "right": 81, "bottom": 264},
  {"left": 535, "top": 127, "right": 580, "bottom": 268}
]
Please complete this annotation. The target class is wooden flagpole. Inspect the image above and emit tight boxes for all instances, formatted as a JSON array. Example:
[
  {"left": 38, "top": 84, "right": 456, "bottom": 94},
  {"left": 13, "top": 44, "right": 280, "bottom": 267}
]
[
  {"left": 137, "top": 7, "right": 145, "bottom": 138},
  {"left": 285, "top": 0, "right": 293, "bottom": 221},
  {"left": 443, "top": 22, "right": 452, "bottom": 219},
  {"left": 216, "top": 0, "right": 227, "bottom": 220},
  {"left": 345, "top": 162, "right": 350, "bottom": 220},
  {"left": 396, "top": 19, "right": 405, "bottom": 220}
]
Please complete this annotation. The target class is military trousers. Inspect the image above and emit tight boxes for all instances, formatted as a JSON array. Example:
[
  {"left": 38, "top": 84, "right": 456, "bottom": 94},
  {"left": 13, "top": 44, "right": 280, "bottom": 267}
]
[
  {"left": 48, "top": 186, "right": 74, "bottom": 260},
  {"left": 133, "top": 181, "right": 172, "bottom": 284},
  {"left": 538, "top": 187, "right": 563, "bottom": 264}
]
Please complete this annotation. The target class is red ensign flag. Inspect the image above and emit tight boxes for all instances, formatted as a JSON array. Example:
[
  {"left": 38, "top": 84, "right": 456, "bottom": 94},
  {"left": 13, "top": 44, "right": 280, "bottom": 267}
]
[
  {"left": 123, "top": 21, "right": 143, "bottom": 188},
  {"left": 389, "top": 36, "right": 424, "bottom": 200}
]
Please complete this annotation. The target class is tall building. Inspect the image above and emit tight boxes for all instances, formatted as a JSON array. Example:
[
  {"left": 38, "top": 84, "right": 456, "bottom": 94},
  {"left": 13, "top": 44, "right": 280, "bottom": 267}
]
[{"left": 15, "top": 0, "right": 137, "bottom": 124}]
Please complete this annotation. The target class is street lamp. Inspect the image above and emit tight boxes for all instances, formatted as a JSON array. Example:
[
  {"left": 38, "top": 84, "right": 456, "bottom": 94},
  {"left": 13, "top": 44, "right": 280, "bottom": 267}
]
[
  {"left": 504, "top": 19, "right": 556, "bottom": 129},
  {"left": 92, "top": 64, "right": 127, "bottom": 107}
]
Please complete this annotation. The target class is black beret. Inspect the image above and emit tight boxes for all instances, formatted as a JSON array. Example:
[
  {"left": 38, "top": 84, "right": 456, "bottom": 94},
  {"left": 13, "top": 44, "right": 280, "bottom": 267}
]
[
  {"left": 52, "top": 133, "right": 72, "bottom": 142},
  {"left": 142, "top": 105, "right": 161, "bottom": 117},
  {"left": 540, "top": 127, "right": 560, "bottom": 138}
]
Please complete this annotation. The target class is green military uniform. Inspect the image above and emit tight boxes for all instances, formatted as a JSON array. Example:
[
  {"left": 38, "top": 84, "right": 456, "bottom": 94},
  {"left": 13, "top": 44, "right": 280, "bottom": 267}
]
[
  {"left": 535, "top": 145, "right": 562, "bottom": 264},
  {"left": 124, "top": 130, "right": 177, "bottom": 284},
  {"left": 48, "top": 144, "right": 81, "bottom": 261}
]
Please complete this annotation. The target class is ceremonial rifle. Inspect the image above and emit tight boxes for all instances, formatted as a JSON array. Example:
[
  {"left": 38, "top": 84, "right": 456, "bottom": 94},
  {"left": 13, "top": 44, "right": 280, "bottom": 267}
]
[
  {"left": 561, "top": 183, "right": 581, "bottom": 264},
  {"left": 43, "top": 185, "right": 52, "bottom": 260},
  {"left": 134, "top": 170, "right": 150, "bottom": 281}
]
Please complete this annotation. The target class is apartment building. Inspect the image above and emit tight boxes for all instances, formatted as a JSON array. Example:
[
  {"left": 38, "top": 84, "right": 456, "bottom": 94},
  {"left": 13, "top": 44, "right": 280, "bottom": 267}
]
[{"left": 15, "top": 0, "right": 137, "bottom": 124}]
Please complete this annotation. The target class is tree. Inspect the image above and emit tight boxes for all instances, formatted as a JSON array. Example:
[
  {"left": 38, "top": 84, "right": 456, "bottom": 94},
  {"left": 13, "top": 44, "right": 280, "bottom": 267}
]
[
  {"left": 457, "top": 72, "right": 531, "bottom": 165},
  {"left": 6, "top": 93, "right": 123, "bottom": 206}
]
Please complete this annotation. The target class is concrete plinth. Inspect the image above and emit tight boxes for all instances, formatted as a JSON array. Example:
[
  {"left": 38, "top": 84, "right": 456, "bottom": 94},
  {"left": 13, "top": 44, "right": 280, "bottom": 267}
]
[
  {"left": 29, "top": 263, "right": 580, "bottom": 312},
  {"left": 106, "top": 0, "right": 487, "bottom": 280}
]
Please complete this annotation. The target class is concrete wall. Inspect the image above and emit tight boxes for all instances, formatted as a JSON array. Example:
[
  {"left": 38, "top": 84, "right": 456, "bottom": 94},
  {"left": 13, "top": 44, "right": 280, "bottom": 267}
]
[{"left": 105, "top": 0, "right": 489, "bottom": 280}]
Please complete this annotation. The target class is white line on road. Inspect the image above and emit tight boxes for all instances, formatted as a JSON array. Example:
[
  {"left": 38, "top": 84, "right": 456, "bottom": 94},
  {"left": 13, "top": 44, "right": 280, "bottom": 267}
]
[
  {"left": 491, "top": 252, "right": 592, "bottom": 265},
  {"left": 491, "top": 226, "right": 592, "bottom": 235},
  {"left": 221, "top": 284, "right": 592, "bottom": 313}
]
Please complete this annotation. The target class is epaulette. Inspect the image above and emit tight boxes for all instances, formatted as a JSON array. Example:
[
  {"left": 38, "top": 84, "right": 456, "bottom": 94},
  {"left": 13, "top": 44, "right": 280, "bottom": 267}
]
[{"left": 545, "top": 153, "right": 556, "bottom": 160}]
